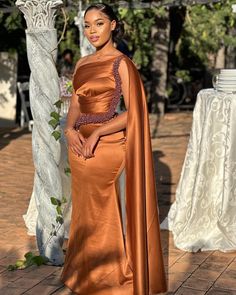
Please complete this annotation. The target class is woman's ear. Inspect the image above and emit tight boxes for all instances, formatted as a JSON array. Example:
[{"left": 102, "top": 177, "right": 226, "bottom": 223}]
[{"left": 111, "top": 20, "right": 116, "bottom": 31}]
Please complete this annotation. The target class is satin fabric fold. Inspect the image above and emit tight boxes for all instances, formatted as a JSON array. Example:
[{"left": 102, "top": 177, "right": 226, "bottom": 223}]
[{"left": 124, "top": 57, "right": 167, "bottom": 294}]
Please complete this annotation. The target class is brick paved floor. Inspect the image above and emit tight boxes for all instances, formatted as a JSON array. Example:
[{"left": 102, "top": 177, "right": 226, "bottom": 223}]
[{"left": 1, "top": 112, "right": 236, "bottom": 295}]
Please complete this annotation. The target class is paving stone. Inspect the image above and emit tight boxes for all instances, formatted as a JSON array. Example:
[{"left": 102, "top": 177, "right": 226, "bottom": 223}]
[
  {"left": 23, "top": 265, "right": 58, "bottom": 279},
  {"left": 214, "top": 277, "right": 236, "bottom": 291},
  {"left": 10, "top": 277, "right": 43, "bottom": 289},
  {"left": 167, "top": 279, "right": 183, "bottom": 292},
  {"left": 40, "top": 273, "right": 64, "bottom": 287},
  {"left": 0, "top": 270, "right": 24, "bottom": 282},
  {"left": 178, "top": 252, "right": 211, "bottom": 265},
  {"left": 169, "top": 262, "right": 199, "bottom": 274},
  {"left": 222, "top": 269, "right": 236, "bottom": 280},
  {"left": 0, "top": 276, "right": 9, "bottom": 288},
  {"left": 206, "top": 287, "right": 236, "bottom": 295},
  {"left": 213, "top": 251, "right": 236, "bottom": 258},
  {"left": 183, "top": 276, "right": 213, "bottom": 291},
  {"left": 174, "top": 287, "right": 206, "bottom": 295},
  {"left": 192, "top": 268, "right": 220, "bottom": 281},
  {"left": 206, "top": 254, "right": 234, "bottom": 265},
  {"left": 199, "top": 262, "right": 227, "bottom": 272},
  {"left": 23, "top": 283, "right": 62, "bottom": 295},
  {"left": 168, "top": 272, "right": 191, "bottom": 282},
  {"left": 0, "top": 286, "right": 27, "bottom": 295},
  {"left": 227, "top": 261, "right": 236, "bottom": 271},
  {"left": 0, "top": 266, "right": 6, "bottom": 274}
]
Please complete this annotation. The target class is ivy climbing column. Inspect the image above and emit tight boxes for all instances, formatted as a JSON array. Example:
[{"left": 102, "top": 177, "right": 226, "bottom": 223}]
[{"left": 16, "top": 0, "right": 64, "bottom": 265}]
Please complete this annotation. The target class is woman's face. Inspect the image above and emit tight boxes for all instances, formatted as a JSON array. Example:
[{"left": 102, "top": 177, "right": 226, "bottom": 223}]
[{"left": 84, "top": 9, "right": 116, "bottom": 48}]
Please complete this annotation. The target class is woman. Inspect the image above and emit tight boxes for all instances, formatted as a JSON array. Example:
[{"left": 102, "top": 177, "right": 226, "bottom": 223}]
[{"left": 61, "top": 3, "right": 167, "bottom": 295}]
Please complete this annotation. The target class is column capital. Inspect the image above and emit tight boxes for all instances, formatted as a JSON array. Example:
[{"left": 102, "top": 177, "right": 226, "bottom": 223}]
[{"left": 15, "top": 0, "right": 63, "bottom": 31}]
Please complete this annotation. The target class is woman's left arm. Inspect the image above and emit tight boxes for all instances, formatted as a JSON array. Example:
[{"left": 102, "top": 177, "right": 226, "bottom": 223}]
[{"left": 82, "top": 59, "right": 130, "bottom": 158}]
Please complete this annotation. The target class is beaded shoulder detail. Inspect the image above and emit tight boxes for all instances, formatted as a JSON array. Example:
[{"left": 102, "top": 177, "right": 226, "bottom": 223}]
[{"left": 74, "top": 55, "right": 124, "bottom": 130}]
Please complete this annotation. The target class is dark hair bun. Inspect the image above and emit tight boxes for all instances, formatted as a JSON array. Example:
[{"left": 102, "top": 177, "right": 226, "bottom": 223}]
[
  {"left": 113, "top": 20, "right": 124, "bottom": 43},
  {"left": 85, "top": 3, "right": 124, "bottom": 43}
]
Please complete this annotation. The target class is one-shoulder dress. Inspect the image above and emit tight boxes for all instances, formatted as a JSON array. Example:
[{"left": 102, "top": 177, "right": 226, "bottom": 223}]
[{"left": 61, "top": 53, "right": 167, "bottom": 295}]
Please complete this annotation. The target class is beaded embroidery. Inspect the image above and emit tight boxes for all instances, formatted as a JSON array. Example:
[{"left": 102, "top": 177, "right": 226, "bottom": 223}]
[{"left": 74, "top": 55, "right": 124, "bottom": 130}]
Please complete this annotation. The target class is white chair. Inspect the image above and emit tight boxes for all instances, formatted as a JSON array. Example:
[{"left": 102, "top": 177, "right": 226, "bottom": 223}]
[{"left": 17, "top": 81, "right": 34, "bottom": 131}]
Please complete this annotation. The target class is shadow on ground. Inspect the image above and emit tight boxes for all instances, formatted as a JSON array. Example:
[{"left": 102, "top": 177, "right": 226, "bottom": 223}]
[{"left": 0, "top": 127, "right": 31, "bottom": 150}]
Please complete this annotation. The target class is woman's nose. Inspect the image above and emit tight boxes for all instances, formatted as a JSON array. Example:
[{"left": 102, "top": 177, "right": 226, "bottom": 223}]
[{"left": 90, "top": 25, "right": 96, "bottom": 34}]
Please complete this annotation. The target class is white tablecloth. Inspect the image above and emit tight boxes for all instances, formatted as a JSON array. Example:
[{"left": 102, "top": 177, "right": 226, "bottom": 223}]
[{"left": 161, "top": 89, "right": 236, "bottom": 252}]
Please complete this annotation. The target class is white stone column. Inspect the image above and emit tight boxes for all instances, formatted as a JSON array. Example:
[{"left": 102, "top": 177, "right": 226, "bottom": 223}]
[
  {"left": 16, "top": 0, "right": 64, "bottom": 265},
  {"left": 74, "top": 1, "right": 95, "bottom": 57}
]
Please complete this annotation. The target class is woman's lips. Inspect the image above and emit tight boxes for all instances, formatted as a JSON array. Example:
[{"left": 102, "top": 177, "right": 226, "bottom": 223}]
[{"left": 90, "top": 36, "right": 99, "bottom": 42}]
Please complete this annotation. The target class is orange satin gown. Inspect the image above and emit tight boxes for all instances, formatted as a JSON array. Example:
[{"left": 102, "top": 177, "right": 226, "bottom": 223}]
[{"left": 61, "top": 53, "right": 167, "bottom": 295}]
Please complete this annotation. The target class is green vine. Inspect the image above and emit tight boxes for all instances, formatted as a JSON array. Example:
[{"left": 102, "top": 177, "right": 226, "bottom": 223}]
[
  {"left": 50, "top": 196, "right": 67, "bottom": 227},
  {"left": 64, "top": 167, "right": 71, "bottom": 176},
  {"left": 7, "top": 252, "right": 48, "bottom": 271},
  {"left": 49, "top": 100, "right": 63, "bottom": 141}
]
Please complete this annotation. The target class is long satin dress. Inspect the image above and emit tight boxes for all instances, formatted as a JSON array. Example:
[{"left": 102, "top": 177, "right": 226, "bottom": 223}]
[{"left": 61, "top": 53, "right": 167, "bottom": 295}]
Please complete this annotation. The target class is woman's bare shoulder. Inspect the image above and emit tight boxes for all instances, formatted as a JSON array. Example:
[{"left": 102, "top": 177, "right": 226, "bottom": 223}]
[{"left": 75, "top": 55, "right": 90, "bottom": 69}]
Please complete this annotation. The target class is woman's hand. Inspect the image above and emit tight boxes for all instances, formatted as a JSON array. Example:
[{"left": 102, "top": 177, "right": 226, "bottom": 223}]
[
  {"left": 82, "top": 130, "right": 100, "bottom": 159},
  {"left": 65, "top": 129, "right": 86, "bottom": 156}
]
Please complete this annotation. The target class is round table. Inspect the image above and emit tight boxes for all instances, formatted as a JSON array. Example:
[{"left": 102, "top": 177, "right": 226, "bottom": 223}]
[{"left": 161, "top": 88, "right": 236, "bottom": 252}]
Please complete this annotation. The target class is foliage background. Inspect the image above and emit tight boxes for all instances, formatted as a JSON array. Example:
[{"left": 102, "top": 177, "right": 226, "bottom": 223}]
[
  {"left": 177, "top": 0, "right": 236, "bottom": 70},
  {"left": 1, "top": 0, "right": 236, "bottom": 79}
]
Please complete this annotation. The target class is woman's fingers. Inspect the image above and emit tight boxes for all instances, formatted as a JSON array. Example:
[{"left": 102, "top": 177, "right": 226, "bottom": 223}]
[
  {"left": 85, "top": 146, "right": 89, "bottom": 158},
  {"left": 84, "top": 145, "right": 94, "bottom": 159},
  {"left": 78, "top": 132, "right": 86, "bottom": 144},
  {"left": 81, "top": 133, "right": 99, "bottom": 159},
  {"left": 70, "top": 145, "right": 78, "bottom": 155},
  {"left": 82, "top": 145, "right": 90, "bottom": 159},
  {"left": 88, "top": 145, "right": 94, "bottom": 157},
  {"left": 69, "top": 141, "right": 83, "bottom": 156}
]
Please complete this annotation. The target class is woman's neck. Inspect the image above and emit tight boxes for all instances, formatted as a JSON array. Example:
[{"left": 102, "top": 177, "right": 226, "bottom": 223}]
[{"left": 95, "top": 39, "right": 117, "bottom": 56}]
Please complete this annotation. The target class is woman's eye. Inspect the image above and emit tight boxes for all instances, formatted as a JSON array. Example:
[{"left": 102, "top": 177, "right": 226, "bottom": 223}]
[
  {"left": 84, "top": 24, "right": 90, "bottom": 29},
  {"left": 97, "top": 22, "right": 104, "bottom": 26}
]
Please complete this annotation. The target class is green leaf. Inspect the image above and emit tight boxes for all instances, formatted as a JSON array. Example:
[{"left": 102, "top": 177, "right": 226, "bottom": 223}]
[
  {"left": 56, "top": 205, "right": 63, "bottom": 216},
  {"left": 7, "top": 253, "right": 48, "bottom": 271},
  {"left": 49, "top": 118, "right": 59, "bottom": 129},
  {"left": 54, "top": 100, "right": 63, "bottom": 109},
  {"left": 24, "top": 252, "right": 34, "bottom": 260},
  {"left": 62, "top": 196, "right": 67, "bottom": 204},
  {"left": 66, "top": 81, "right": 73, "bottom": 93},
  {"left": 56, "top": 216, "right": 64, "bottom": 225},
  {"left": 64, "top": 167, "right": 71, "bottom": 176},
  {"left": 50, "top": 111, "right": 60, "bottom": 121},
  {"left": 50, "top": 197, "right": 61, "bottom": 206},
  {"left": 15, "top": 260, "right": 25, "bottom": 268},
  {"left": 52, "top": 130, "right": 61, "bottom": 141},
  {"left": 32, "top": 255, "right": 47, "bottom": 266}
]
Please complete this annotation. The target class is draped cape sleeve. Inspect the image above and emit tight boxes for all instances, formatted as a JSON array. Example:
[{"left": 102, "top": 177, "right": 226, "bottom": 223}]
[{"left": 124, "top": 56, "right": 167, "bottom": 294}]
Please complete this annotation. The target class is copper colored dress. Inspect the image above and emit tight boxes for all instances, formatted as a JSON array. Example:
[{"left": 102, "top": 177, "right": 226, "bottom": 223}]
[{"left": 61, "top": 54, "right": 167, "bottom": 295}]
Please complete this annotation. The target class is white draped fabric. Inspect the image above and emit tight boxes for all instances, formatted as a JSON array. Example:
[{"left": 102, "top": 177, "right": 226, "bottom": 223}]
[{"left": 161, "top": 89, "right": 236, "bottom": 252}]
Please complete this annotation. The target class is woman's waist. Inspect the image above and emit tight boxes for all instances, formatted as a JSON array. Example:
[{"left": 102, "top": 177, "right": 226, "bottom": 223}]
[
  {"left": 75, "top": 111, "right": 118, "bottom": 130},
  {"left": 79, "top": 123, "right": 126, "bottom": 142}
]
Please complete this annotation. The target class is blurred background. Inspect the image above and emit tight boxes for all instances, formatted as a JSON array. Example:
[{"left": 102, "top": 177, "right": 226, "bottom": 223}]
[{"left": 0, "top": 0, "right": 235, "bottom": 128}]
